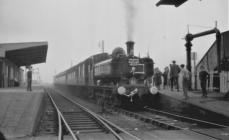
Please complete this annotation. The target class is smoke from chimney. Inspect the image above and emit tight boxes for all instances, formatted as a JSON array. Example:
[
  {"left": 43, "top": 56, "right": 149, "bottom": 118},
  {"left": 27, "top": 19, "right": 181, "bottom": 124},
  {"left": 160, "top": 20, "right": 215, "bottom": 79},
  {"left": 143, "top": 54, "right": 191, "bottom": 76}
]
[{"left": 122, "top": 0, "right": 136, "bottom": 41}]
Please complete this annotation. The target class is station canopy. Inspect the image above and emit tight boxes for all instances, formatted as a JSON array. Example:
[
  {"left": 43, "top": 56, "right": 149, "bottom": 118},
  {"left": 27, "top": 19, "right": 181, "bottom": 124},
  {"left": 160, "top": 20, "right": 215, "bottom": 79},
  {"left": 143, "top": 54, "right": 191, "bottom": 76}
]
[
  {"left": 0, "top": 42, "right": 48, "bottom": 66},
  {"left": 156, "top": 0, "right": 188, "bottom": 7}
]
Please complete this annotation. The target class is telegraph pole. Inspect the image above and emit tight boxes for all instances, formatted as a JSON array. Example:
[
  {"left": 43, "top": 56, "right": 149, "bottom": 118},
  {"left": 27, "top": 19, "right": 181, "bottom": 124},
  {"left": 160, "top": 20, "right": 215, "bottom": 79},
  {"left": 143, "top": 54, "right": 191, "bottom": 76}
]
[{"left": 99, "top": 40, "right": 105, "bottom": 53}]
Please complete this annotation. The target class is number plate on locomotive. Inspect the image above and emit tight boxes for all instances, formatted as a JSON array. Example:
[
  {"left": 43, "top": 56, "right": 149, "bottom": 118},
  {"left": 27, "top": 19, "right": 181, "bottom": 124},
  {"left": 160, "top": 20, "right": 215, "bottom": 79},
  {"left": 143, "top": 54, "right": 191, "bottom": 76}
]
[{"left": 129, "top": 59, "right": 139, "bottom": 66}]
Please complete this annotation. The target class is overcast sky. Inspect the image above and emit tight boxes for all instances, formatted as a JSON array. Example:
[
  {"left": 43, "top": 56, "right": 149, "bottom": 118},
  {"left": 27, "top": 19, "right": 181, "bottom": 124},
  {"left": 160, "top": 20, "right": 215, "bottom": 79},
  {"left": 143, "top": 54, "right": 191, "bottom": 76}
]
[{"left": 0, "top": 0, "right": 228, "bottom": 82}]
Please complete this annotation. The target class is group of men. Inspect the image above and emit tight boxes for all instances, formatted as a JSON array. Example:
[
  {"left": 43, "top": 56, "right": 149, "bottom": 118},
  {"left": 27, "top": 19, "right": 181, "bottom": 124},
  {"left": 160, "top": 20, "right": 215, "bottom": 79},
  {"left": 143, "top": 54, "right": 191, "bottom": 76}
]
[{"left": 169, "top": 60, "right": 209, "bottom": 100}]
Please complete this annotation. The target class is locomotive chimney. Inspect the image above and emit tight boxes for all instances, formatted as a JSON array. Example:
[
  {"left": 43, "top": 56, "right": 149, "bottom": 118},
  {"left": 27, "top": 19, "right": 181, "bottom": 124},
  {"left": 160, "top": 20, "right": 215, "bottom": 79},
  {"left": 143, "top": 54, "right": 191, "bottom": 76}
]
[{"left": 126, "top": 41, "right": 134, "bottom": 56}]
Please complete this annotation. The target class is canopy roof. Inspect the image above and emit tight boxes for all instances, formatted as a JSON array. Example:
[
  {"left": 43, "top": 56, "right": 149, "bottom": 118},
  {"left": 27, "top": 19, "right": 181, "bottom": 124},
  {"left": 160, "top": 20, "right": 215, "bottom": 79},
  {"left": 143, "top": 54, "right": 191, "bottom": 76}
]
[
  {"left": 0, "top": 42, "right": 48, "bottom": 66},
  {"left": 156, "top": 0, "right": 188, "bottom": 7}
]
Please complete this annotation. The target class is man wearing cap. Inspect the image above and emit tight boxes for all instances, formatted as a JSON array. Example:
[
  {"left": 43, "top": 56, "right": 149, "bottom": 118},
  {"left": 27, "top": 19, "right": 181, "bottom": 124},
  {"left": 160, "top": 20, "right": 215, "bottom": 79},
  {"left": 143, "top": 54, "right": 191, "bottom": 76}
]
[
  {"left": 199, "top": 66, "right": 209, "bottom": 98},
  {"left": 170, "top": 60, "right": 180, "bottom": 91},
  {"left": 180, "top": 64, "right": 191, "bottom": 100}
]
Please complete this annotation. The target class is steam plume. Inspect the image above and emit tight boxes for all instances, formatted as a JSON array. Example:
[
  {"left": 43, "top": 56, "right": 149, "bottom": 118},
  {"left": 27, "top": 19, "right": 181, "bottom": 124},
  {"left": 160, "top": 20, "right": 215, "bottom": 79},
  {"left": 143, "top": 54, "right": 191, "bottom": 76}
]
[{"left": 122, "top": 0, "right": 136, "bottom": 41}]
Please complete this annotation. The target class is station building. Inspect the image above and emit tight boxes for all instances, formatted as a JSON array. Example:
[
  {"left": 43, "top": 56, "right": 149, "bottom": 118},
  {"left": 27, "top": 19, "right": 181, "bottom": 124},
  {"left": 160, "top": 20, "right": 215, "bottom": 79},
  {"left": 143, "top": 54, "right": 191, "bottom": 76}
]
[
  {"left": 196, "top": 31, "right": 229, "bottom": 93},
  {"left": 0, "top": 42, "right": 48, "bottom": 88}
]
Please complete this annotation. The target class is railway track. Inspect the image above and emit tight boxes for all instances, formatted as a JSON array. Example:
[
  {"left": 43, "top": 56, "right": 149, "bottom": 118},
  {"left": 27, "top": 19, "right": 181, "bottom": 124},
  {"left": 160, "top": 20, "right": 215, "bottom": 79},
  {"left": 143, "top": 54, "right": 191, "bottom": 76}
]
[
  {"left": 112, "top": 106, "right": 229, "bottom": 140},
  {"left": 143, "top": 106, "right": 229, "bottom": 140},
  {"left": 44, "top": 88, "right": 141, "bottom": 140},
  {"left": 36, "top": 94, "right": 57, "bottom": 135}
]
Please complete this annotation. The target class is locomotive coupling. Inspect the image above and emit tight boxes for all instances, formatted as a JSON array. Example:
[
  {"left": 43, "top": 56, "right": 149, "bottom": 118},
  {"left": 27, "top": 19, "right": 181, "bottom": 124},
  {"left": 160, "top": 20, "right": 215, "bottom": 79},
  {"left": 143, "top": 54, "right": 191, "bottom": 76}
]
[{"left": 117, "top": 86, "right": 139, "bottom": 102}]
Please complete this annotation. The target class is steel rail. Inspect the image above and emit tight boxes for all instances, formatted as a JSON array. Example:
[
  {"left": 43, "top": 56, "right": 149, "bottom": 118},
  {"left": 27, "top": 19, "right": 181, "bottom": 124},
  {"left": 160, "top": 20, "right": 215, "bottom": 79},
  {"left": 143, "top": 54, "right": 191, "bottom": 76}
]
[
  {"left": 113, "top": 107, "right": 181, "bottom": 129},
  {"left": 45, "top": 89, "right": 79, "bottom": 140},
  {"left": 114, "top": 107, "right": 222, "bottom": 140},
  {"left": 57, "top": 111, "right": 63, "bottom": 140},
  {"left": 98, "top": 115, "right": 142, "bottom": 140},
  {"left": 143, "top": 107, "right": 228, "bottom": 140},
  {"left": 144, "top": 106, "right": 229, "bottom": 128},
  {"left": 50, "top": 88, "right": 125, "bottom": 140}
]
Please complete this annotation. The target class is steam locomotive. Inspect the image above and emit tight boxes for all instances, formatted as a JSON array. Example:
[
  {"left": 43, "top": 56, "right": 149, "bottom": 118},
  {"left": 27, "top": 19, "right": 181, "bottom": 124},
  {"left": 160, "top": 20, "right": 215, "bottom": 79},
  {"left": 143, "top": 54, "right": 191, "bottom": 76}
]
[{"left": 54, "top": 41, "right": 155, "bottom": 107}]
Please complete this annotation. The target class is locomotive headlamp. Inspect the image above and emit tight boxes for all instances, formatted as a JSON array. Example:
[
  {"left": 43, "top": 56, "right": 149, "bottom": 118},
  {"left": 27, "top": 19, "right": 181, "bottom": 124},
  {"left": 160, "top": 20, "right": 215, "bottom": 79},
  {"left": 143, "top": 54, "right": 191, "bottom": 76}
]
[
  {"left": 117, "top": 86, "right": 126, "bottom": 95},
  {"left": 149, "top": 86, "right": 158, "bottom": 95}
]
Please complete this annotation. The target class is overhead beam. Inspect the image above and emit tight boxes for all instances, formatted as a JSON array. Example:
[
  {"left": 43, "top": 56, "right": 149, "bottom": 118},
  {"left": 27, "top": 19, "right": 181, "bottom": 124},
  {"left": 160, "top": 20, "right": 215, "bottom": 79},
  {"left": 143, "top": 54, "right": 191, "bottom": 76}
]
[{"left": 156, "top": 0, "right": 188, "bottom": 7}]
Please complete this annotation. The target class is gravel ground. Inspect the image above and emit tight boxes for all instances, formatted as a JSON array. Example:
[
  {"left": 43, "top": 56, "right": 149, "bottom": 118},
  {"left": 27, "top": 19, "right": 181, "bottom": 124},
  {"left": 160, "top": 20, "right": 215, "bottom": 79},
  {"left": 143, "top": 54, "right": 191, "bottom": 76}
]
[{"left": 102, "top": 112, "right": 160, "bottom": 131}]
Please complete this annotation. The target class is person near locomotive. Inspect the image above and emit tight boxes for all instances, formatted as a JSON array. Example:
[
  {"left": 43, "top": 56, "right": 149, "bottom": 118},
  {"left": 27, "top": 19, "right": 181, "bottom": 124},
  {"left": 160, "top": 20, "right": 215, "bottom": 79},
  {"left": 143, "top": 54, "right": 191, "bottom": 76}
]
[
  {"left": 199, "top": 66, "right": 209, "bottom": 98},
  {"left": 144, "top": 76, "right": 152, "bottom": 88},
  {"left": 27, "top": 66, "right": 32, "bottom": 91},
  {"left": 180, "top": 64, "right": 191, "bottom": 100},
  {"left": 163, "top": 66, "right": 169, "bottom": 89},
  {"left": 153, "top": 68, "right": 162, "bottom": 90},
  {"left": 170, "top": 61, "right": 180, "bottom": 91}
]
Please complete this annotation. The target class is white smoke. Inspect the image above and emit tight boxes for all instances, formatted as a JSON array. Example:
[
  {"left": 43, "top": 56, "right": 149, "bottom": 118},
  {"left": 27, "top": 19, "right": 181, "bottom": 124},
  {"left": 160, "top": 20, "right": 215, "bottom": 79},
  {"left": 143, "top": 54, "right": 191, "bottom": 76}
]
[{"left": 122, "top": 0, "right": 137, "bottom": 41}]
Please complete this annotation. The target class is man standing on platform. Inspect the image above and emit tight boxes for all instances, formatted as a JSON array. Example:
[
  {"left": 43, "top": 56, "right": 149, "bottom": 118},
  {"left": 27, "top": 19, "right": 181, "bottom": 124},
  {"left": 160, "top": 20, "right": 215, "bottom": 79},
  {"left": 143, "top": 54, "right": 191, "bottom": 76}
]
[
  {"left": 27, "top": 66, "right": 32, "bottom": 91},
  {"left": 180, "top": 64, "right": 191, "bottom": 100},
  {"left": 170, "top": 60, "right": 180, "bottom": 91},
  {"left": 199, "top": 66, "right": 209, "bottom": 98},
  {"left": 163, "top": 66, "right": 169, "bottom": 89}
]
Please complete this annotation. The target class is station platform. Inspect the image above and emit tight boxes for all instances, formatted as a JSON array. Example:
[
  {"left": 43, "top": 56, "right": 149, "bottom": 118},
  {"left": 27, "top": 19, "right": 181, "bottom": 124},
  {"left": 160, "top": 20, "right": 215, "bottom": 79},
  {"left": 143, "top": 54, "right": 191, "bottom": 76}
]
[
  {"left": 159, "top": 89, "right": 229, "bottom": 119},
  {"left": 0, "top": 86, "right": 44, "bottom": 140}
]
